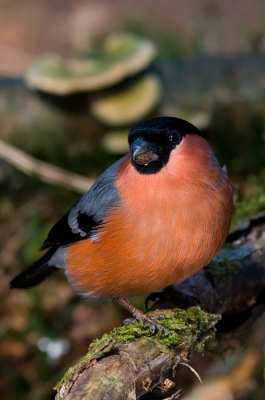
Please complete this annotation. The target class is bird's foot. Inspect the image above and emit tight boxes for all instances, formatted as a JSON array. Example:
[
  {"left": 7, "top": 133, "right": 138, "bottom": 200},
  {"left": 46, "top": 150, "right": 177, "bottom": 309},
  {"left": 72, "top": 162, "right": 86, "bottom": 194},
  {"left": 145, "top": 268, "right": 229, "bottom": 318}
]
[
  {"left": 116, "top": 298, "right": 169, "bottom": 334},
  {"left": 141, "top": 314, "right": 169, "bottom": 334},
  {"left": 123, "top": 314, "right": 168, "bottom": 334}
]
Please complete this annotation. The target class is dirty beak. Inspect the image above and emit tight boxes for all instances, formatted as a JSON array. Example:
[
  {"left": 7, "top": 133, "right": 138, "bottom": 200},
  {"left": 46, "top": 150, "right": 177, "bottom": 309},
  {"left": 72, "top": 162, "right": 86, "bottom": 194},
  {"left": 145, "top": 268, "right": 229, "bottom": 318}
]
[{"left": 131, "top": 137, "right": 160, "bottom": 166}]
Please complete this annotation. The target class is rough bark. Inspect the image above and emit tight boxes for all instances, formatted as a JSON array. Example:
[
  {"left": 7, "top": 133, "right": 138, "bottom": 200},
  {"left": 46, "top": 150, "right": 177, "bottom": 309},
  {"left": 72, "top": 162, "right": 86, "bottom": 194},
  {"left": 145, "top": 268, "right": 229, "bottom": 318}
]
[{"left": 55, "top": 213, "right": 265, "bottom": 400}]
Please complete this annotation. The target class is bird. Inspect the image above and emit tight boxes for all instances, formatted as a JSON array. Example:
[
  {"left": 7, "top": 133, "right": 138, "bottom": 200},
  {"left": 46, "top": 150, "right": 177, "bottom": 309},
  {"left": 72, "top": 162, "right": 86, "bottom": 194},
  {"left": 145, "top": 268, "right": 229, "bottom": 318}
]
[{"left": 11, "top": 116, "right": 233, "bottom": 330}]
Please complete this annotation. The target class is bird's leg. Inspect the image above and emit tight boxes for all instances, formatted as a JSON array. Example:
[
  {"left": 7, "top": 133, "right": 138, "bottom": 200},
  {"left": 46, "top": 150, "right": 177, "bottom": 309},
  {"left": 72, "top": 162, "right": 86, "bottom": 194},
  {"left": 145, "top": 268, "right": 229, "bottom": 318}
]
[{"left": 116, "top": 298, "right": 168, "bottom": 333}]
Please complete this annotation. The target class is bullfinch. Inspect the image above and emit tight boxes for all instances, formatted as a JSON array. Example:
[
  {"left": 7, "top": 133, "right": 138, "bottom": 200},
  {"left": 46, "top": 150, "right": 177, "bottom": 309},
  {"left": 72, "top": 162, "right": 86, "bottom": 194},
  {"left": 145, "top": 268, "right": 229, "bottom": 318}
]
[{"left": 11, "top": 117, "right": 233, "bottom": 330}]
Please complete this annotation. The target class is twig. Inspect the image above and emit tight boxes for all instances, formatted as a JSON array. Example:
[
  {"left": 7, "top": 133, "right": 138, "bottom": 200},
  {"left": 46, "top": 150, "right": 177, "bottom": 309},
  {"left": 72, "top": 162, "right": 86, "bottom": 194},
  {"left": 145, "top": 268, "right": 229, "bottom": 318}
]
[
  {"left": 0, "top": 139, "right": 94, "bottom": 194},
  {"left": 179, "top": 363, "right": 202, "bottom": 383},
  {"left": 181, "top": 350, "right": 259, "bottom": 400}
]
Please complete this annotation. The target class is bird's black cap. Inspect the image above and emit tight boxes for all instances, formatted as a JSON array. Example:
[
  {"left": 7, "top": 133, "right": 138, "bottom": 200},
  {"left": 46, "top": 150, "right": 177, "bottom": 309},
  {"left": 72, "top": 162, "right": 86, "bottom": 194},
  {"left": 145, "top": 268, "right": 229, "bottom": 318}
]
[{"left": 129, "top": 116, "right": 201, "bottom": 140}]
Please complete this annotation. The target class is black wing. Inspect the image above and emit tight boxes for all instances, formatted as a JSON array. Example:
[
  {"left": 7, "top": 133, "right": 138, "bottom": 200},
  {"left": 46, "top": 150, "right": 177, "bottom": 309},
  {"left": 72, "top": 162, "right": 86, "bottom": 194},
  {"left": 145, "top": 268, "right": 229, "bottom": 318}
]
[{"left": 41, "top": 157, "right": 124, "bottom": 249}]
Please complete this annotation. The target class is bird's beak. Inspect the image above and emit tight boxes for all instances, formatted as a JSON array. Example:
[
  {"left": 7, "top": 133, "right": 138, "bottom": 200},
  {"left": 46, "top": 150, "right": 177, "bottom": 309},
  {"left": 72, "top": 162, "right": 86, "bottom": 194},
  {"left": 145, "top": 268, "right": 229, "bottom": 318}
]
[{"left": 131, "top": 137, "right": 160, "bottom": 166}]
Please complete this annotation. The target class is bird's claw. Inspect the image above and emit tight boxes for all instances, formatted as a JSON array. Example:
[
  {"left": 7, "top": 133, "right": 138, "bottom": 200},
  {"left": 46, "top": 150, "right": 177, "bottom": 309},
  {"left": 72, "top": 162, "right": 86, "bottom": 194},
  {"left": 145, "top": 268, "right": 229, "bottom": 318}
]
[
  {"left": 123, "top": 314, "right": 169, "bottom": 334},
  {"left": 142, "top": 315, "right": 169, "bottom": 335}
]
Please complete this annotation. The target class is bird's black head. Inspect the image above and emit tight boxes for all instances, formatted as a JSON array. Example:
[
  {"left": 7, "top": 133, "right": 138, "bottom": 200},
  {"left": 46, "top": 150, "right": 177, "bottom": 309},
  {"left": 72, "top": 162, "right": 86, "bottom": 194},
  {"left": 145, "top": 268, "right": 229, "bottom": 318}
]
[{"left": 128, "top": 117, "right": 201, "bottom": 174}]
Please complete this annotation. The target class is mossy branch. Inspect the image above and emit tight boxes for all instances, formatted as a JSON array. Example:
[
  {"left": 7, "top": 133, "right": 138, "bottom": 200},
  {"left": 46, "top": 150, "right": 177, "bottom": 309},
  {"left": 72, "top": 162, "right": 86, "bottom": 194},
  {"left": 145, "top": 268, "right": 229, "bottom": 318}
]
[
  {"left": 55, "top": 308, "right": 218, "bottom": 400},
  {"left": 55, "top": 212, "right": 265, "bottom": 400}
]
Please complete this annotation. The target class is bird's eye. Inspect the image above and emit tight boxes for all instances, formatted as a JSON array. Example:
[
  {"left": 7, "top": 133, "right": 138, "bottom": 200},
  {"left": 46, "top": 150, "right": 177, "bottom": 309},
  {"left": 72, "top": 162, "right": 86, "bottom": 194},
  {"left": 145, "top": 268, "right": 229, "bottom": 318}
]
[{"left": 169, "top": 131, "right": 182, "bottom": 144}]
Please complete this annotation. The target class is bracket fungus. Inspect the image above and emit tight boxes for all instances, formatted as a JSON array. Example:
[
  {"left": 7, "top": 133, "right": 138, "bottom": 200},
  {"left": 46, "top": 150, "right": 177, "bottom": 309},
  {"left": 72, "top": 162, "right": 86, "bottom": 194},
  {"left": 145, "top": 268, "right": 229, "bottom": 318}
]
[
  {"left": 90, "top": 74, "right": 162, "bottom": 127},
  {"left": 25, "top": 33, "right": 161, "bottom": 128},
  {"left": 25, "top": 33, "right": 157, "bottom": 96}
]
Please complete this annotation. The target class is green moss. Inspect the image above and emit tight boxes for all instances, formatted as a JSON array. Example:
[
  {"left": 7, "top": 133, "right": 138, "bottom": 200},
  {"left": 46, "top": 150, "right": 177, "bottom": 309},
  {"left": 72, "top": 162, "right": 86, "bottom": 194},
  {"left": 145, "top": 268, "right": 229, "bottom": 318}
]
[
  {"left": 55, "top": 307, "right": 219, "bottom": 392},
  {"left": 207, "top": 255, "right": 238, "bottom": 285}
]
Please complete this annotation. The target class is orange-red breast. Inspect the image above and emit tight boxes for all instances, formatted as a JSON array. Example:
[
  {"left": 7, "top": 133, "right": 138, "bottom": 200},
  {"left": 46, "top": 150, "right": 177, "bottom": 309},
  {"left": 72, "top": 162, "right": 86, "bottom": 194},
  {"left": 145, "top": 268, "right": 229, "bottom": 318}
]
[{"left": 11, "top": 117, "right": 233, "bottom": 327}]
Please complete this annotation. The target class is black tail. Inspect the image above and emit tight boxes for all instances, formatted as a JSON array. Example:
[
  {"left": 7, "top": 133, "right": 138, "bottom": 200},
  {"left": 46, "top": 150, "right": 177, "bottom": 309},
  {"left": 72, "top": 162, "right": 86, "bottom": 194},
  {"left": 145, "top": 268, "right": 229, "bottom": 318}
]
[{"left": 10, "top": 247, "right": 58, "bottom": 289}]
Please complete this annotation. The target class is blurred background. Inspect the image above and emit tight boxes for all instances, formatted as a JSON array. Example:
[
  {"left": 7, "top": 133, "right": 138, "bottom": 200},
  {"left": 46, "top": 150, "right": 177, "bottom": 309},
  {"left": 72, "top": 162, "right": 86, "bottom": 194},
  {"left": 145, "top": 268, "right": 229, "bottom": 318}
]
[{"left": 1, "top": 1, "right": 265, "bottom": 399}]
